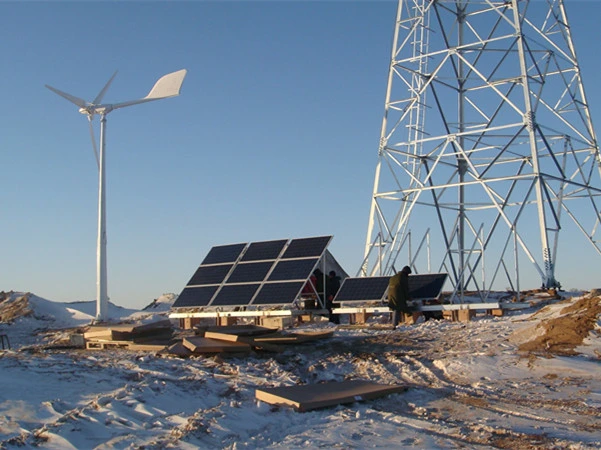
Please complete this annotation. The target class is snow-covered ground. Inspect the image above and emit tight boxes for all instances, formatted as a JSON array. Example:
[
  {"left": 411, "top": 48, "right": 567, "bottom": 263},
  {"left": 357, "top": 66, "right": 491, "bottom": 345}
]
[{"left": 0, "top": 290, "right": 599, "bottom": 449}]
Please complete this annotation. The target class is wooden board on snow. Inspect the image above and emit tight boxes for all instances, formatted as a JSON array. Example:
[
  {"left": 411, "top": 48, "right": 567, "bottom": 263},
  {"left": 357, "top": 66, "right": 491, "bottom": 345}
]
[
  {"left": 199, "top": 324, "right": 279, "bottom": 337},
  {"left": 256, "top": 380, "right": 406, "bottom": 412},
  {"left": 84, "top": 319, "right": 172, "bottom": 341},
  {"left": 202, "top": 331, "right": 283, "bottom": 352},
  {"left": 182, "top": 336, "right": 251, "bottom": 354},
  {"left": 166, "top": 341, "right": 193, "bottom": 357},
  {"left": 251, "top": 329, "right": 334, "bottom": 344}
]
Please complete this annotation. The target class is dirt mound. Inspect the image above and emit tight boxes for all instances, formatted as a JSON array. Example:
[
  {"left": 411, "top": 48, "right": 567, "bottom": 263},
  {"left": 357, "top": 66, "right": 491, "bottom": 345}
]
[
  {"left": 518, "top": 296, "right": 601, "bottom": 356},
  {"left": 0, "top": 292, "right": 33, "bottom": 323}
]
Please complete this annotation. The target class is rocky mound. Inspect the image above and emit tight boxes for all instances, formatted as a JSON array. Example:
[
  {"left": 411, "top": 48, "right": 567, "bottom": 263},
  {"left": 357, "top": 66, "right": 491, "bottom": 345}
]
[{"left": 513, "top": 295, "right": 601, "bottom": 356}]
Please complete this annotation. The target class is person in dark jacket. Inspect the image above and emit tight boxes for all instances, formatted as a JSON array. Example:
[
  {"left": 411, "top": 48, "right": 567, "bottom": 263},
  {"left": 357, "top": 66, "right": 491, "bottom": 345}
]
[
  {"left": 388, "top": 265, "right": 412, "bottom": 328},
  {"left": 325, "top": 271, "right": 341, "bottom": 323}
]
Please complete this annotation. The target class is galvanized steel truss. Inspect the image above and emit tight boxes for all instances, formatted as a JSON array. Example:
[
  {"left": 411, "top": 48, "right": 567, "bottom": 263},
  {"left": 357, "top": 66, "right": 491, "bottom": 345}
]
[{"left": 363, "top": 0, "right": 601, "bottom": 297}]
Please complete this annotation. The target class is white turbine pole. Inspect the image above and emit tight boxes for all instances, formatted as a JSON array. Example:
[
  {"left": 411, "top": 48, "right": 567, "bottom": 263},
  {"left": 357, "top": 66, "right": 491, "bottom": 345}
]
[
  {"left": 46, "top": 69, "right": 187, "bottom": 322},
  {"left": 97, "top": 113, "right": 108, "bottom": 321}
]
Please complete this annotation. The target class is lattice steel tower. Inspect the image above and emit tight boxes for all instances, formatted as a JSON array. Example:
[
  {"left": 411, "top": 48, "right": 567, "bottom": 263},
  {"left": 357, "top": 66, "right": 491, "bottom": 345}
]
[{"left": 363, "top": 0, "right": 601, "bottom": 296}]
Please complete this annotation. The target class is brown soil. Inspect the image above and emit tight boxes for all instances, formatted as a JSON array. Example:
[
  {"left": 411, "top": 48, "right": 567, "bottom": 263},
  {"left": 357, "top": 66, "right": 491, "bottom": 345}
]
[
  {"left": 518, "top": 296, "right": 601, "bottom": 356},
  {"left": 0, "top": 292, "right": 33, "bottom": 323}
]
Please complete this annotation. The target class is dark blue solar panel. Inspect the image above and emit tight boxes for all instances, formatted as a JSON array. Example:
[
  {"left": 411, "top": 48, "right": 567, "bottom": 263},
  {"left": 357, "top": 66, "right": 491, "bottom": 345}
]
[
  {"left": 334, "top": 274, "right": 448, "bottom": 302},
  {"left": 268, "top": 258, "right": 319, "bottom": 281},
  {"left": 187, "top": 264, "right": 233, "bottom": 286},
  {"left": 252, "top": 282, "right": 305, "bottom": 305},
  {"left": 227, "top": 261, "right": 274, "bottom": 283},
  {"left": 281, "top": 236, "right": 331, "bottom": 259},
  {"left": 241, "top": 239, "right": 287, "bottom": 261},
  {"left": 409, "top": 273, "right": 447, "bottom": 299},
  {"left": 172, "top": 286, "right": 218, "bottom": 308},
  {"left": 334, "top": 277, "right": 389, "bottom": 302},
  {"left": 201, "top": 243, "right": 246, "bottom": 265},
  {"left": 210, "top": 284, "right": 260, "bottom": 306}
]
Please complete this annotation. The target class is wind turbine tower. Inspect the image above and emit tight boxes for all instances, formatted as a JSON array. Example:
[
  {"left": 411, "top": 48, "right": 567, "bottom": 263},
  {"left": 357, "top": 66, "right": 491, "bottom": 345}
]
[
  {"left": 47, "top": 69, "right": 187, "bottom": 321},
  {"left": 363, "top": 0, "right": 601, "bottom": 298}
]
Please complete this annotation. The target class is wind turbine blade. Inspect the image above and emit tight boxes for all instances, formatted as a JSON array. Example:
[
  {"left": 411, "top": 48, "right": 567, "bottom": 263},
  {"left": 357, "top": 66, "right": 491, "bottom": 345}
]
[
  {"left": 145, "top": 69, "right": 187, "bottom": 99},
  {"left": 92, "top": 71, "right": 118, "bottom": 105},
  {"left": 110, "top": 69, "right": 187, "bottom": 111},
  {"left": 88, "top": 116, "right": 100, "bottom": 169},
  {"left": 45, "top": 84, "right": 88, "bottom": 108}
]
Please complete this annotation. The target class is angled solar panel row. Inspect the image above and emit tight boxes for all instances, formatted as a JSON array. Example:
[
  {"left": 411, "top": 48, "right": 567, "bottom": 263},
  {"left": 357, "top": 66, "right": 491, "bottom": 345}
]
[
  {"left": 173, "top": 236, "right": 332, "bottom": 308},
  {"left": 333, "top": 273, "right": 448, "bottom": 303}
]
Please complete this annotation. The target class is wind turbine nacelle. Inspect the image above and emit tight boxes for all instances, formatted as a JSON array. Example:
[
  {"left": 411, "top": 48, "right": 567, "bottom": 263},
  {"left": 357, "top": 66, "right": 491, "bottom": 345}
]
[{"left": 78, "top": 105, "right": 112, "bottom": 116}]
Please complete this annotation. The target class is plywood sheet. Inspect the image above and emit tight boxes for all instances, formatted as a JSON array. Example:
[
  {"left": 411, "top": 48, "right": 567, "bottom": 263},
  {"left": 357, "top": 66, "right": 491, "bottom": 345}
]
[
  {"left": 252, "top": 329, "right": 334, "bottom": 344},
  {"left": 201, "top": 324, "right": 279, "bottom": 337},
  {"left": 84, "top": 319, "right": 173, "bottom": 341},
  {"left": 166, "top": 341, "right": 193, "bottom": 357},
  {"left": 182, "top": 336, "right": 251, "bottom": 354},
  {"left": 255, "top": 380, "right": 406, "bottom": 412},
  {"left": 201, "top": 331, "right": 283, "bottom": 352}
]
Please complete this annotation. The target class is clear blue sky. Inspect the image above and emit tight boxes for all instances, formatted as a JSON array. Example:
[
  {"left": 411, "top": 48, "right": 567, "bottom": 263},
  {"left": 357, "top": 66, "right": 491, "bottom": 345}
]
[{"left": 2, "top": 1, "right": 600, "bottom": 309}]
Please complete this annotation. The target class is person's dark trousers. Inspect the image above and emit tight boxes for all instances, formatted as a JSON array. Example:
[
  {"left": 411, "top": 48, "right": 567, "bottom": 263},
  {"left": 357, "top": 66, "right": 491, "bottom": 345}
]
[{"left": 392, "top": 310, "right": 401, "bottom": 327}]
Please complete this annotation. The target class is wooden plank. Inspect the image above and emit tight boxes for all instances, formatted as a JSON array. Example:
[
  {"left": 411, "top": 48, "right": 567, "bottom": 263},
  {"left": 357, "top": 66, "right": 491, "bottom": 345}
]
[
  {"left": 182, "top": 336, "right": 251, "bottom": 354},
  {"left": 201, "top": 331, "right": 283, "bottom": 353},
  {"left": 256, "top": 380, "right": 406, "bottom": 412},
  {"left": 84, "top": 319, "right": 173, "bottom": 341},
  {"left": 167, "top": 341, "right": 194, "bottom": 357},
  {"left": 127, "top": 343, "right": 167, "bottom": 352},
  {"left": 252, "top": 329, "right": 334, "bottom": 344},
  {"left": 201, "top": 325, "right": 278, "bottom": 337}
]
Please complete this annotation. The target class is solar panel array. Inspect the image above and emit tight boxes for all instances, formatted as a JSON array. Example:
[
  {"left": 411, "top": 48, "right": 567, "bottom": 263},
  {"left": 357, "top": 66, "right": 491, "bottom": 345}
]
[
  {"left": 334, "top": 273, "right": 448, "bottom": 303},
  {"left": 173, "top": 236, "right": 332, "bottom": 308}
]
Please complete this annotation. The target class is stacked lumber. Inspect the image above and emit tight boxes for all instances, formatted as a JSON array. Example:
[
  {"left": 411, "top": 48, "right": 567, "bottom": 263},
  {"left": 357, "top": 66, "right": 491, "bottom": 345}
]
[{"left": 84, "top": 319, "right": 173, "bottom": 351}]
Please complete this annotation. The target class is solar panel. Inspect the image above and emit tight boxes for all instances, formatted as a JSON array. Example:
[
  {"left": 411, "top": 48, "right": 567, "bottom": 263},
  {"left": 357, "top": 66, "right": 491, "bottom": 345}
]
[
  {"left": 210, "top": 284, "right": 260, "bottom": 306},
  {"left": 409, "top": 273, "right": 447, "bottom": 299},
  {"left": 334, "top": 274, "right": 448, "bottom": 303},
  {"left": 172, "top": 286, "right": 218, "bottom": 308},
  {"left": 334, "top": 277, "right": 389, "bottom": 302},
  {"left": 241, "top": 239, "right": 287, "bottom": 261},
  {"left": 268, "top": 258, "right": 319, "bottom": 281},
  {"left": 281, "top": 236, "right": 332, "bottom": 259},
  {"left": 175, "top": 235, "right": 337, "bottom": 309},
  {"left": 187, "top": 264, "right": 233, "bottom": 286},
  {"left": 227, "top": 261, "right": 274, "bottom": 283},
  {"left": 252, "top": 282, "right": 305, "bottom": 305},
  {"left": 201, "top": 243, "right": 246, "bottom": 265}
]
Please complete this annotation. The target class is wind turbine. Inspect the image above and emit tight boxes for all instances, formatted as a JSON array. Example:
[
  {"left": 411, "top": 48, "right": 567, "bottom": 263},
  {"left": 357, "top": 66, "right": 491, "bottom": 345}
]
[{"left": 46, "top": 69, "right": 187, "bottom": 322}]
